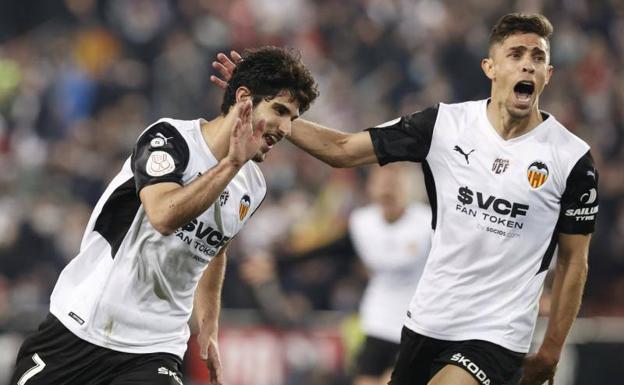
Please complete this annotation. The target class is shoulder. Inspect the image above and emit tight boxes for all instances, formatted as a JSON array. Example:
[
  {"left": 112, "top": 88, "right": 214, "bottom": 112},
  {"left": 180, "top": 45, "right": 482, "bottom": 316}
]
[
  {"left": 545, "top": 115, "right": 590, "bottom": 154},
  {"left": 433, "top": 99, "right": 486, "bottom": 133},
  {"left": 438, "top": 99, "right": 484, "bottom": 116},
  {"left": 136, "top": 118, "right": 199, "bottom": 143},
  {"left": 542, "top": 114, "right": 591, "bottom": 172},
  {"left": 242, "top": 161, "right": 267, "bottom": 196}
]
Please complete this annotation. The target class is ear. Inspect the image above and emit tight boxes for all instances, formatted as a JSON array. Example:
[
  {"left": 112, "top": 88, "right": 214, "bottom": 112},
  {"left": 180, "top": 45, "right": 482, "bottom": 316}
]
[
  {"left": 544, "top": 64, "right": 554, "bottom": 85},
  {"left": 235, "top": 86, "right": 252, "bottom": 102},
  {"left": 481, "top": 57, "right": 495, "bottom": 80}
]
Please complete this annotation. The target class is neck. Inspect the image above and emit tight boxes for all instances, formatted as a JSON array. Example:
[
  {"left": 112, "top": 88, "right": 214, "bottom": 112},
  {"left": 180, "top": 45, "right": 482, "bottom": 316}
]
[
  {"left": 201, "top": 114, "right": 235, "bottom": 161},
  {"left": 486, "top": 98, "right": 544, "bottom": 140},
  {"left": 382, "top": 205, "right": 406, "bottom": 223}
]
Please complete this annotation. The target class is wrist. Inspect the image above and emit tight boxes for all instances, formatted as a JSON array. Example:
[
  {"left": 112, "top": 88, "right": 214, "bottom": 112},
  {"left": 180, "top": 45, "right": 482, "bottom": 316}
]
[
  {"left": 536, "top": 345, "right": 561, "bottom": 365},
  {"left": 221, "top": 156, "right": 244, "bottom": 172}
]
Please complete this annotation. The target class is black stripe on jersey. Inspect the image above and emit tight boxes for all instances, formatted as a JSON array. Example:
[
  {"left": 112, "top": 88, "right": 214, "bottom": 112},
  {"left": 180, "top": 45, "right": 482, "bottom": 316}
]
[
  {"left": 557, "top": 150, "right": 599, "bottom": 234},
  {"left": 537, "top": 229, "right": 558, "bottom": 274},
  {"left": 94, "top": 178, "right": 141, "bottom": 258},
  {"left": 366, "top": 106, "right": 439, "bottom": 165},
  {"left": 422, "top": 161, "right": 437, "bottom": 230}
]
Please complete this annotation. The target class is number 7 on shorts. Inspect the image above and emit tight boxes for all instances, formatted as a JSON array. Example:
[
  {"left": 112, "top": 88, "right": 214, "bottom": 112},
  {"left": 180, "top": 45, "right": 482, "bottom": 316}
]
[{"left": 17, "top": 354, "right": 46, "bottom": 385}]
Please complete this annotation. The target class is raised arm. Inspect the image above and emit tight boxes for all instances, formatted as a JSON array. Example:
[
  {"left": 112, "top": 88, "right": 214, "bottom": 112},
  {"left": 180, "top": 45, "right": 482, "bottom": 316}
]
[
  {"left": 519, "top": 233, "right": 589, "bottom": 385},
  {"left": 210, "top": 51, "right": 439, "bottom": 168},
  {"left": 139, "top": 100, "right": 265, "bottom": 235},
  {"left": 289, "top": 119, "right": 376, "bottom": 167},
  {"left": 211, "top": 51, "right": 375, "bottom": 167}
]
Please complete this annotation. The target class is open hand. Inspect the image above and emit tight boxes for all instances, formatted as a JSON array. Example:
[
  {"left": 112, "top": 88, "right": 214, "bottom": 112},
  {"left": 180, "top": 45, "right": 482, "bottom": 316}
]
[
  {"left": 210, "top": 50, "right": 242, "bottom": 89},
  {"left": 197, "top": 330, "right": 223, "bottom": 385},
  {"left": 226, "top": 100, "right": 266, "bottom": 167}
]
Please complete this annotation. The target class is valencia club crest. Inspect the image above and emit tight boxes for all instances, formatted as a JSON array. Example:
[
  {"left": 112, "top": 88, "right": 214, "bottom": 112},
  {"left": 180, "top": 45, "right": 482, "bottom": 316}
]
[
  {"left": 527, "top": 161, "right": 549, "bottom": 188},
  {"left": 239, "top": 194, "right": 251, "bottom": 221}
]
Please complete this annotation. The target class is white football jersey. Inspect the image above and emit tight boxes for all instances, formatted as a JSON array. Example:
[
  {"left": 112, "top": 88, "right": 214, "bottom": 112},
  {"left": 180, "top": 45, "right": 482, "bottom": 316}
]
[
  {"left": 368, "top": 99, "right": 599, "bottom": 352},
  {"left": 349, "top": 203, "right": 431, "bottom": 343},
  {"left": 50, "top": 118, "right": 266, "bottom": 358}
]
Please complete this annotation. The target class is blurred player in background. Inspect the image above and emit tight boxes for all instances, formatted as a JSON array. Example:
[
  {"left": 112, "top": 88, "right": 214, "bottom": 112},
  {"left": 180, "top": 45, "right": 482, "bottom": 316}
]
[
  {"left": 241, "top": 163, "right": 431, "bottom": 385},
  {"left": 10, "top": 46, "right": 318, "bottom": 385},
  {"left": 348, "top": 164, "right": 430, "bottom": 385},
  {"left": 212, "top": 12, "right": 599, "bottom": 385}
]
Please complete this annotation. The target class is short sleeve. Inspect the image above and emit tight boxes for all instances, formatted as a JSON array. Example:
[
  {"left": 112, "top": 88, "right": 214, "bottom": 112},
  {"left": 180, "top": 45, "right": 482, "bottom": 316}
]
[
  {"left": 131, "top": 121, "right": 190, "bottom": 193},
  {"left": 366, "top": 106, "right": 439, "bottom": 165},
  {"left": 557, "top": 151, "right": 599, "bottom": 234}
]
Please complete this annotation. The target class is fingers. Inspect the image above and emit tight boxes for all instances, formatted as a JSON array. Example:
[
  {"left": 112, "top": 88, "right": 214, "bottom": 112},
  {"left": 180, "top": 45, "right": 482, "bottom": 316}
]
[
  {"left": 212, "top": 60, "right": 232, "bottom": 80},
  {"left": 209, "top": 75, "right": 228, "bottom": 90},
  {"left": 202, "top": 343, "right": 222, "bottom": 385},
  {"left": 217, "top": 52, "right": 237, "bottom": 71},
  {"left": 231, "top": 118, "right": 242, "bottom": 140},
  {"left": 238, "top": 99, "right": 252, "bottom": 127},
  {"left": 231, "top": 50, "right": 243, "bottom": 63},
  {"left": 210, "top": 51, "right": 242, "bottom": 90},
  {"left": 253, "top": 119, "right": 266, "bottom": 141}
]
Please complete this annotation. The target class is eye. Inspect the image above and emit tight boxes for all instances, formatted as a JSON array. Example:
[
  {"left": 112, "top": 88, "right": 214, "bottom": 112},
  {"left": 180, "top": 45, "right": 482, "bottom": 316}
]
[
  {"left": 508, "top": 52, "right": 521, "bottom": 59},
  {"left": 274, "top": 105, "right": 289, "bottom": 116}
]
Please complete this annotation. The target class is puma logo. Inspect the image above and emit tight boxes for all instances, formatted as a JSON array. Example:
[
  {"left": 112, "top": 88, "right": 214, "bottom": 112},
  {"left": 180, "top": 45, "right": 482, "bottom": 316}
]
[{"left": 454, "top": 145, "right": 475, "bottom": 164}]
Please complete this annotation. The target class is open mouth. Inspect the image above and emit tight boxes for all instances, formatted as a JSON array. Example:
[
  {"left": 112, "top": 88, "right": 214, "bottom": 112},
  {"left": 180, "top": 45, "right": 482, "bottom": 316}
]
[
  {"left": 513, "top": 81, "right": 535, "bottom": 104},
  {"left": 263, "top": 134, "right": 280, "bottom": 148}
]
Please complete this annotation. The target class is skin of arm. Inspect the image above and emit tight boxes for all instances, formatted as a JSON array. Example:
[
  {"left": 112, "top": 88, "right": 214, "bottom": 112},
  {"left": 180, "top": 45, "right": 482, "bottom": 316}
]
[
  {"left": 140, "top": 100, "right": 264, "bottom": 236},
  {"left": 210, "top": 51, "right": 377, "bottom": 168},
  {"left": 139, "top": 159, "right": 240, "bottom": 235},
  {"left": 519, "top": 232, "right": 590, "bottom": 385},
  {"left": 289, "top": 119, "right": 377, "bottom": 168}
]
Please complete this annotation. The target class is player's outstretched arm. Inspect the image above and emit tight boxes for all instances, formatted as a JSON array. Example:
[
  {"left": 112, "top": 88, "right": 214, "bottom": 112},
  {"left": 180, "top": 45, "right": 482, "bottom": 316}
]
[
  {"left": 288, "top": 120, "right": 377, "bottom": 168},
  {"left": 193, "top": 246, "right": 228, "bottom": 385},
  {"left": 210, "top": 51, "right": 377, "bottom": 168},
  {"left": 518, "top": 233, "right": 590, "bottom": 385},
  {"left": 140, "top": 100, "right": 265, "bottom": 235}
]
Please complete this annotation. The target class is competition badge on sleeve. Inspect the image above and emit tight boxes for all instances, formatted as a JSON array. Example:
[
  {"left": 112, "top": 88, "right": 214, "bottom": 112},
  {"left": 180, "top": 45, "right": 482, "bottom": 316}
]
[{"left": 146, "top": 151, "right": 176, "bottom": 176}]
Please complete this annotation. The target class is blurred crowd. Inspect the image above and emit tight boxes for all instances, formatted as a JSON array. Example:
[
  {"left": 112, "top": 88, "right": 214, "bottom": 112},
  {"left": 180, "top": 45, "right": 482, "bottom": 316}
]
[{"left": 1, "top": 0, "right": 624, "bottom": 350}]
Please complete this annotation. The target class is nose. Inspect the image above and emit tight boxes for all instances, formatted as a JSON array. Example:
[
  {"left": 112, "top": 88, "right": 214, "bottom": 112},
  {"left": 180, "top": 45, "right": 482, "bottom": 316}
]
[
  {"left": 278, "top": 119, "right": 292, "bottom": 137},
  {"left": 521, "top": 58, "right": 535, "bottom": 74}
]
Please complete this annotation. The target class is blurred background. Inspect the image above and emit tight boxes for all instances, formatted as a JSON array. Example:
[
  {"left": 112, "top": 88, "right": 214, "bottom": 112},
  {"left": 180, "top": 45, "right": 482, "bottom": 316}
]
[{"left": 1, "top": 0, "right": 624, "bottom": 384}]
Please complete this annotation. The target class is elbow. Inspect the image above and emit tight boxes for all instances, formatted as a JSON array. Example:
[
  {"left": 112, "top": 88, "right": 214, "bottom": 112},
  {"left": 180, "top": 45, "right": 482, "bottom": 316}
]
[
  {"left": 148, "top": 214, "right": 178, "bottom": 236},
  {"left": 325, "top": 152, "right": 358, "bottom": 168},
  {"left": 580, "top": 260, "right": 589, "bottom": 277},
  {"left": 326, "top": 157, "right": 351, "bottom": 168}
]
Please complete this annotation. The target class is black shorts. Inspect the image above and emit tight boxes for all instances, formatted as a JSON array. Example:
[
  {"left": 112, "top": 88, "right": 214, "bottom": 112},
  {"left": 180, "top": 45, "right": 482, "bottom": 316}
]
[
  {"left": 10, "top": 314, "right": 184, "bottom": 385},
  {"left": 389, "top": 327, "right": 525, "bottom": 385},
  {"left": 355, "top": 335, "right": 400, "bottom": 376}
]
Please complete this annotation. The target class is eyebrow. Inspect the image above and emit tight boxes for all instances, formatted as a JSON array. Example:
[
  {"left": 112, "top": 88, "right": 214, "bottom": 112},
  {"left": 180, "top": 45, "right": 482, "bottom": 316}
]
[{"left": 508, "top": 45, "right": 547, "bottom": 56}]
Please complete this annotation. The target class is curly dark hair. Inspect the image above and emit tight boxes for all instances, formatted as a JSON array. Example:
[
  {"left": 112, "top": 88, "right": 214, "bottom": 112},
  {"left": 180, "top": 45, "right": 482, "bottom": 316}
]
[
  {"left": 220, "top": 46, "right": 319, "bottom": 115},
  {"left": 489, "top": 13, "right": 553, "bottom": 49}
]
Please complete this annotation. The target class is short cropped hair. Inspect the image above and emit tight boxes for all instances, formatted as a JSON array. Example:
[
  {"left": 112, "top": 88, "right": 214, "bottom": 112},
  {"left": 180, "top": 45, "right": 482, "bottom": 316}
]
[
  {"left": 220, "top": 46, "right": 319, "bottom": 115},
  {"left": 489, "top": 13, "right": 553, "bottom": 49}
]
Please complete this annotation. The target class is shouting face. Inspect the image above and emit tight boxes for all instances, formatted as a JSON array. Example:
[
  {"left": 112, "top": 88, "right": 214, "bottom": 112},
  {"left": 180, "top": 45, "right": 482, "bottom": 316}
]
[{"left": 482, "top": 32, "right": 554, "bottom": 120}]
